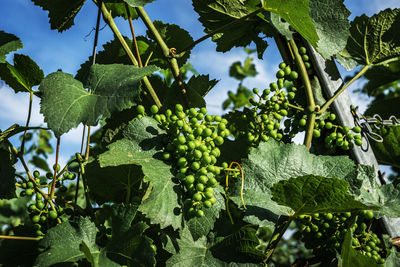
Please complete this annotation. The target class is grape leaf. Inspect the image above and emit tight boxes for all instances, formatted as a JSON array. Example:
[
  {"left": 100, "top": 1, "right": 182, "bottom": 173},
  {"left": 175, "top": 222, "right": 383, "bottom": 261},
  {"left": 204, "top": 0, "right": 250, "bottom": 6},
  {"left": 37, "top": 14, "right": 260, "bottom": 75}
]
[
  {"left": 105, "top": 204, "right": 156, "bottom": 267},
  {"left": 39, "top": 64, "right": 158, "bottom": 137},
  {"left": 166, "top": 227, "right": 224, "bottom": 267},
  {"left": 35, "top": 217, "right": 109, "bottom": 266},
  {"left": 123, "top": 0, "right": 157, "bottom": 7},
  {"left": 104, "top": 0, "right": 139, "bottom": 20},
  {"left": 98, "top": 117, "right": 183, "bottom": 230},
  {"left": 31, "top": 0, "right": 86, "bottom": 32},
  {"left": 364, "top": 126, "right": 400, "bottom": 167},
  {"left": 365, "top": 97, "right": 400, "bottom": 118},
  {"left": 192, "top": 0, "right": 273, "bottom": 58},
  {"left": 309, "top": 0, "right": 351, "bottom": 59},
  {"left": 338, "top": 8, "right": 400, "bottom": 70},
  {"left": 146, "top": 21, "right": 193, "bottom": 69},
  {"left": 29, "top": 155, "right": 51, "bottom": 172},
  {"left": 361, "top": 60, "right": 400, "bottom": 96},
  {"left": 267, "top": 0, "right": 319, "bottom": 48},
  {"left": 0, "top": 31, "right": 22, "bottom": 63},
  {"left": 341, "top": 229, "right": 383, "bottom": 267},
  {"left": 271, "top": 175, "right": 368, "bottom": 215},
  {"left": 0, "top": 54, "right": 44, "bottom": 93},
  {"left": 0, "top": 143, "right": 16, "bottom": 199},
  {"left": 75, "top": 36, "right": 157, "bottom": 82},
  {"left": 186, "top": 186, "right": 225, "bottom": 240},
  {"left": 229, "top": 57, "right": 258, "bottom": 81},
  {"left": 229, "top": 141, "right": 370, "bottom": 227},
  {"left": 85, "top": 159, "right": 144, "bottom": 205}
]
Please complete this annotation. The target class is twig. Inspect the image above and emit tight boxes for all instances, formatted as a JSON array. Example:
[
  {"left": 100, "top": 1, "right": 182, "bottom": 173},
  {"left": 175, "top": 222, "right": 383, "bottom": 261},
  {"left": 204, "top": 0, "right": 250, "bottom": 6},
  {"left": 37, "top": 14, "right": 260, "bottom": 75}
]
[
  {"left": 20, "top": 91, "right": 33, "bottom": 155},
  {"left": 125, "top": 3, "right": 143, "bottom": 67},
  {"left": 50, "top": 137, "right": 60, "bottom": 198}
]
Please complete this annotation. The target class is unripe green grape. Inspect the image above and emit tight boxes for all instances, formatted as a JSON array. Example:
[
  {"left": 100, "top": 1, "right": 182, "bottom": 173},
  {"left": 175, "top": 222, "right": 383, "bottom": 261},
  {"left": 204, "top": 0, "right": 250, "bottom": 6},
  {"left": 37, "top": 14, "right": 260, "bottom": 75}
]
[
  {"left": 363, "top": 210, "right": 374, "bottom": 220},
  {"left": 252, "top": 88, "right": 259, "bottom": 95},
  {"left": 33, "top": 170, "right": 40, "bottom": 178},
  {"left": 279, "top": 62, "right": 287, "bottom": 69},
  {"left": 53, "top": 164, "right": 60, "bottom": 172},
  {"left": 302, "top": 55, "right": 309, "bottom": 61},
  {"left": 214, "top": 136, "right": 224, "bottom": 146},
  {"left": 203, "top": 200, "right": 212, "bottom": 208},
  {"left": 49, "top": 210, "right": 58, "bottom": 220},
  {"left": 343, "top": 126, "right": 350, "bottom": 134},
  {"left": 290, "top": 71, "right": 298, "bottom": 80},
  {"left": 204, "top": 114, "right": 213, "bottom": 122},
  {"left": 355, "top": 139, "right": 363, "bottom": 146},
  {"left": 40, "top": 215, "right": 47, "bottom": 222},
  {"left": 32, "top": 215, "right": 40, "bottom": 223},
  {"left": 313, "top": 129, "right": 321, "bottom": 138},
  {"left": 299, "top": 47, "right": 307, "bottom": 55},
  {"left": 304, "top": 62, "right": 311, "bottom": 69},
  {"left": 270, "top": 82, "right": 278, "bottom": 91},
  {"left": 185, "top": 175, "right": 195, "bottom": 186},
  {"left": 177, "top": 157, "right": 187, "bottom": 167},
  {"left": 136, "top": 105, "right": 145, "bottom": 115},
  {"left": 287, "top": 92, "right": 296, "bottom": 100},
  {"left": 175, "top": 104, "right": 183, "bottom": 112},
  {"left": 191, "top": 161, "right": 200, "bottom": 170},
  {"left": 276, "top": 70, "right": 285, "bottom": 78},
  {"left": 150, "top": 105, "right": 159, "bottom": 114},
  {"left": 299, "top": 118, "right": 307, "bottom": 127},
  {"left": 279, "top": 109, "right": 288, "bottom": 116},
  {"left": 193, "top": 192, "right": 202, "bottom": 201},
  {"left": 352, "top": 126, "right": 362, "bottom": 133},
  {"left": 198, "top": 175, "right": 208, "bottom": 184},
  {"left": 25, "top": 189, "right": 34, "bottom": 196},
  {"left": 196, "top": 210, "right": 204, "bottom": 217},
  {"left": 283, "top": 66, "right": 292, "bottom": 76},
  {"left": 36, "top": 201, "right": 45, "bottom": 210},
  {"left": 346, "top": 133, "right": 354, "bottom": 140},
  {"left": 325, "top": 122, "right": 333, "bottom": 129},
  {"left": 329, "top": 113, "right": 336, "bottom": 121}
]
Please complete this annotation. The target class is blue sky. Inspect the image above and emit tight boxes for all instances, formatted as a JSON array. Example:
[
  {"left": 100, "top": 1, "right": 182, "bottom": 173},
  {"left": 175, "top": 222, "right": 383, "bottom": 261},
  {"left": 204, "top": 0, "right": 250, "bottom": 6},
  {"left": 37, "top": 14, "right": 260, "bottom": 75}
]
[{"left": 1, "top": 0, "right": 400, "bottom": 168}]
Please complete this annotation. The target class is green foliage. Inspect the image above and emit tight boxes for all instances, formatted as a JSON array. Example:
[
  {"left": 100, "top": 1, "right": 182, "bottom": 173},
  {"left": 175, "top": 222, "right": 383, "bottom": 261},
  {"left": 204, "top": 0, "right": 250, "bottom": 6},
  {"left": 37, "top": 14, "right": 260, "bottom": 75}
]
[
  {"left": 31, "top": 0, "right": 86, "bottom": 32},
  {"left": 0, "top": 54, "right": 44, "bottom": 93},
  {"left": 0, "top": 31, "right": 23, "bottom": 63},
  {"left": 271, "top": 175, "right": 368, "bottom": 215},
  {"left": 268, "top": 0, "right": 319, "bottom": 48},
  {"left": 39, "top": 64, "right": 158, "bottom": 137},
  {"left": 2, "top": 1, "right": 400, "bottom": 266},
  {"left": 369, "top": 126, "right": 400, "bottom": 167},
  {"left": 338, "top": 8, "right": 400, "bottom": 70},
  {"left": 99, "top": 117, "right": 182, "bottom": 229},
  {"left": 0, "top": 144, "right": 16, "bottom": 199}
]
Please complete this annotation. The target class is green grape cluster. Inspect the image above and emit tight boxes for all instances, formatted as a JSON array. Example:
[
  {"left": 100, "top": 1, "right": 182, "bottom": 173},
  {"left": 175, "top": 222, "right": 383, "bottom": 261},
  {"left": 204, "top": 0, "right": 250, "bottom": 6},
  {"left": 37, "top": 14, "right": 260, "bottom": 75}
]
[
  {"left": 226, "top": 62, "right": 300, "bottom": 148},
  {"left": 137, "top": 104, "right": 228, "bottom": 217},
  {"left": 20, "top": 167, "right": 71, "bottom": 236},
  {"left": 298, "top": 46, "right": 314, "bottom": 76},
  {"left": 296, "top": 210, "right": 385, "bottom": 264}
]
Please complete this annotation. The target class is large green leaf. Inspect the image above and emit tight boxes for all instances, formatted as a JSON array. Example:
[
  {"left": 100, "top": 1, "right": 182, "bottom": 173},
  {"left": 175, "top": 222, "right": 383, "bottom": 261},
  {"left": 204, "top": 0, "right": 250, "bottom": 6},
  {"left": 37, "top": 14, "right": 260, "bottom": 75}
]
[
  {"left": 267, "top": 0, "right": 319, "bottom": 49},
  {"left": 39, "top": 64, "right": 158, "bottom": 137},
  {"left": 105, "top": 204, "right": 156, "bottom": 267},
  {"left": 361, "top": 60, "right": 400, "bottom": 96},
  {"left": 368, "top": 126, "right": 400, "bottom": 167},
  {"left": 85, "top": 159, "right": 144, "bottom": 204},
  {"left": 166, "top": 227, "right": 224, "bottom": 267},
  {"left": 31, "top": 0, "right": 86, "bottom": 32},
  {"left": 0, "top": 31, "right": 22, "bottom": 63},
  {"left": 192, "top": 0, "right": 273, "bottom": 58},
  {"left": 338, "top": 9, "right": 400, "bottom": 70},
  {"left": 99, "top": 117, "right": 183, "bottom": 230},
  {"left": 0, "top": 54, "right": 44, "bottom": 93},
  {"left": 229, "top": 141, "right": 369, "bottom": 227},
  {"left": 0, "top": 143, "right": 16, "bottom": 199},
  {"left": 271, "top": 175, "right": 368, "bottom": 215},
  {"left": 35, "top": 217, "right": 110, "bottom": 266},
  {"left": 123, "top": 0, "right": 157, "bottom": 7},
  {"left": 146, "top": 21, "right": 193, "bottom": 69},
  {"left": 365, "top": 97, "right": 400, "bottom": 118},
  {"left": 309, "top": 0, "right": 351, "bottom": 59},
  {"left": 186, "top": 186, "right": 225, "bottom": 240},
  {"left": 104, "top": 0, "right": 139, "bottom": 20}
]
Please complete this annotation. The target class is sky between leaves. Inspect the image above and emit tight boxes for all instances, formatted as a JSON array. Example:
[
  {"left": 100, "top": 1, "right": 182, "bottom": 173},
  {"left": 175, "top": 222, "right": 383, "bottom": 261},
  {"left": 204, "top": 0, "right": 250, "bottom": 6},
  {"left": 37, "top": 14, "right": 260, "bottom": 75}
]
[{"left": 0, "top": 0, "right": 399, "bottom": 168}]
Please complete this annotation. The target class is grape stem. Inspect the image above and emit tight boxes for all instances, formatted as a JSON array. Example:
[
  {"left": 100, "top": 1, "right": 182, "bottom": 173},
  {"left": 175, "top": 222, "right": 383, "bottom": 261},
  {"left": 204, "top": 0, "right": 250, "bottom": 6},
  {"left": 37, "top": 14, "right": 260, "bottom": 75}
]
[
  {"left": 20, "top": 91, "right": 33, "bottom": 156},
  {"left": 135, "top": 6, "right": 190, "bottom": 107},
  {"left": 49, "top": 137, "right": 60, "bottom": 199},
  {"left": 96, "top": 0, "right": 162, "bottom": 108},
  {"left": 125, "top": 3, "right": 143, "bottom": 68},
  {"left": 0, "top": 235, "right": 41, "bottom": 241},
  {"left": 288, "top": 39, "right": 315, "bottom": 150},
  {"left": 264, "top": 215, "right": 294, "bottom": 263},
  {"left": 318, "top": 65, "right": 370, "bottom": 114}
]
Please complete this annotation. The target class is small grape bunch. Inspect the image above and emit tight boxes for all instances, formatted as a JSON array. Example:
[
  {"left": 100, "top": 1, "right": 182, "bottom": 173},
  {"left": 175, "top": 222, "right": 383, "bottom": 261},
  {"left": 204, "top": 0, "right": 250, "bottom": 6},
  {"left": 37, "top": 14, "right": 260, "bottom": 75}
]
[
  {"left": 298, "top": 46, "right": 314, "bottom": 76},
  {"left": 296, "top": 210, "right": 385, "bottom": 264},
  {"left": 139, "top": 104, "right": 228, "bottom": 218},
  {"left": 24, "top": 170, "right": 64, "bottom": 236},
  {"left": 226, "top": 61, "right": 301, "bottom": 149},
  {"left": 310, "top": 113, "right": 363, "bottom": 150}
]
